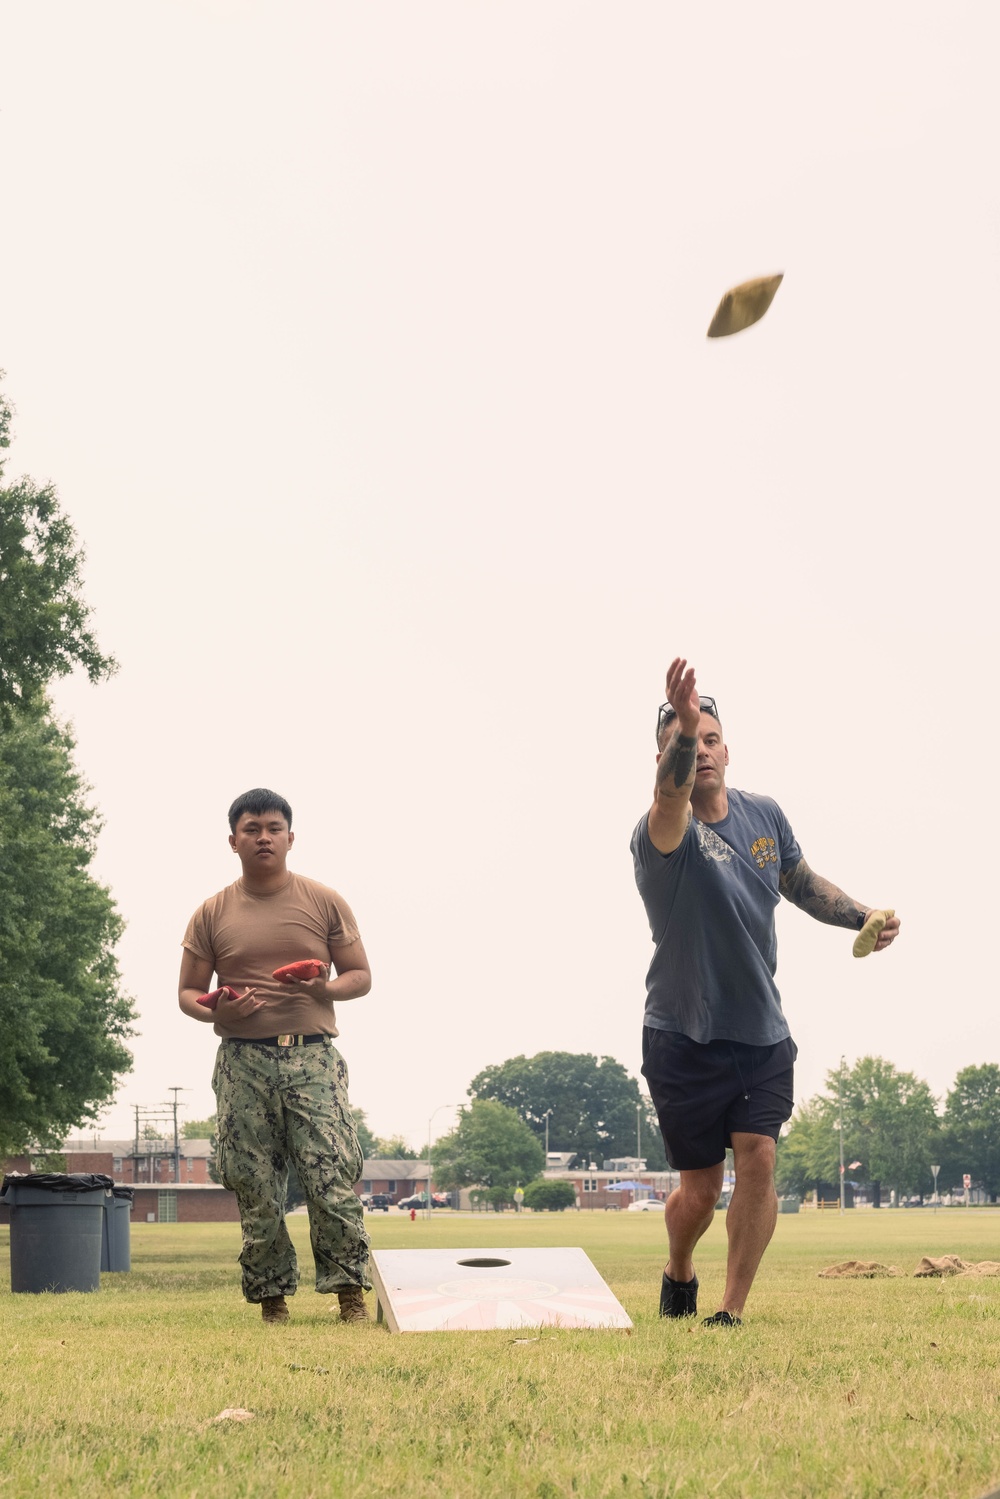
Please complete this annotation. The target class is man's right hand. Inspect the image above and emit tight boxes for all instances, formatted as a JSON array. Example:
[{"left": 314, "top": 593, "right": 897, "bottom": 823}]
[
  {"left": 665, "top": 657, "right": 702, "bottom": 738},
  {"left": 217, "top": 986, "right": 265, "bottom": 1020}
]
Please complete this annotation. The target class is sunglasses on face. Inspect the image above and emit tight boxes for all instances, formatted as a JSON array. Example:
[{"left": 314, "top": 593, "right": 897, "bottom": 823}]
[{"left": 657, "top": 696, "right": 719, "bottom": 743}]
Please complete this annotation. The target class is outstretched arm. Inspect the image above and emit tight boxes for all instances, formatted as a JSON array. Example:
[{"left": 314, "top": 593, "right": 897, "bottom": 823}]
[
  {"left": 778, "top": 858, "right": 900, "bottom": 951},
  {"left": 647, "top": 658, "right": 701, "bottom": 855}
]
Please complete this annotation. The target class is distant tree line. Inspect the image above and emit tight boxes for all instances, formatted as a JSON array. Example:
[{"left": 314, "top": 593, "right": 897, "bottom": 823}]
[{"left": 776, "top": 1058, "right": 1000, "bottom": 1204}]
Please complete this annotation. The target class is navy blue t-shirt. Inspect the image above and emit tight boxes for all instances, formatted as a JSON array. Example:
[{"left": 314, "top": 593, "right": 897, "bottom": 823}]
[{"left": 631, "top": 788, "right": 802, "bottom": 1046}]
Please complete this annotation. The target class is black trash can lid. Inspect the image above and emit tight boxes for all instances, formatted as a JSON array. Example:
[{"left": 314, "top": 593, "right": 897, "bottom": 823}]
[
  {"left": 2, "top": 1172, "right": 114, "bottom": 1194},
  {"left": 111, "top": 1185, "right": 135, "bottom": 1201}
]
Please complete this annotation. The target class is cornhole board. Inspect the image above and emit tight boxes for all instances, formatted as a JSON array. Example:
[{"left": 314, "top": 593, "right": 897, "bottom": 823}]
[{"left": 370, "top": 1247, "right": 632, "bottom": 1333}]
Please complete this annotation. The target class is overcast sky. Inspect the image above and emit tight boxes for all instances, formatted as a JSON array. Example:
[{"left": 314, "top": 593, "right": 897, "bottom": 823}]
[{"left": 1, "top": 3, "right": 996, "bottom": 1156}]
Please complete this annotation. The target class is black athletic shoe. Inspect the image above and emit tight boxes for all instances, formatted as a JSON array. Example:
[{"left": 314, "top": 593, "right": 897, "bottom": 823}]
[
  {"left": 659, "top": 1271, "right": 698, "bottom": 1318},
  {"left": 702, "top": 1310, "right": 742, "bottom": 1327}
]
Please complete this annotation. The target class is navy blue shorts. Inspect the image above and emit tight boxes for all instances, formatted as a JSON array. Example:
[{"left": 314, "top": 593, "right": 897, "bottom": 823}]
[{"left": 641, "top": 1027, "right": 797, "bottom": 1172}]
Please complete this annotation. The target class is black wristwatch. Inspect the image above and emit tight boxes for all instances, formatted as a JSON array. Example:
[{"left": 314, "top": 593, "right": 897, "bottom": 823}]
[{"left": 855, "top": 909, "right": 868, "bottom": 930}]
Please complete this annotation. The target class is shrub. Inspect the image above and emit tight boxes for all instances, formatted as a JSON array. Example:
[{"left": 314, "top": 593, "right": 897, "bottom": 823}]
[{"left": 523, "top": 1179, "right": 577, "bottom": 1212}]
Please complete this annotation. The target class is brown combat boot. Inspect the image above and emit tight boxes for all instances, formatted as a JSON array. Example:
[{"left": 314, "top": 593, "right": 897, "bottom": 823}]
[
  {"left": 337, "top": 1286, "right": 369, "bottom": 1324},
  {"left": 261, "top": 1295, "right": 289, "bottom": 1324}
]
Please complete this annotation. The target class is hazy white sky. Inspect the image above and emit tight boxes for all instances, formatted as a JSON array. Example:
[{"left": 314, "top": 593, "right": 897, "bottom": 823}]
[{"left": 1, "top": 3, "right": 996, "bottom": 1154}]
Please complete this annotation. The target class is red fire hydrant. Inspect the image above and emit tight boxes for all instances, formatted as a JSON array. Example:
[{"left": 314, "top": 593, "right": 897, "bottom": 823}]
[{"left": 410, "top": 1208, "right": 417, "bottom": 1222}]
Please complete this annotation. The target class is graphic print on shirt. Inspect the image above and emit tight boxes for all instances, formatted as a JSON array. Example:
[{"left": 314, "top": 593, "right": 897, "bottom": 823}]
[
  {"left": 695, "top": 822, "right": 734, "bottom": 864},
  {"left": 750, "top": 836, "right": 778, "bottom": 869}
]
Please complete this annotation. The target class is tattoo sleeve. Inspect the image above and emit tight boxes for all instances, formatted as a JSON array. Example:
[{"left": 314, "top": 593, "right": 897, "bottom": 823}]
[
  {"left": 655, "top": 730, "right": 697, "bottom": 795},
  {"left": 778, "top": 858, "right": 866, "bottom": 929}
]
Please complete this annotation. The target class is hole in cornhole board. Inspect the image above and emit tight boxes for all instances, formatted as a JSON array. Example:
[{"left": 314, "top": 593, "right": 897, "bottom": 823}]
[{"left": 371, "top": 1247, "right": 633, "bottom": 1333}]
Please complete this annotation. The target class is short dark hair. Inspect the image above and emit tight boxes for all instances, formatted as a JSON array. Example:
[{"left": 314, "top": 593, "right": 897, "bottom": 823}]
[{"left": 228, "top": 788, "right": 293, "bottom": 833}]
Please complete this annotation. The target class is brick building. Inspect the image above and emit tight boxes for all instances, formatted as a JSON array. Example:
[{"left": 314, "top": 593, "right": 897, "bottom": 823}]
[
  {"left": 357, "top": 1159, "right": 430, "bottom": 1203},
  {"left": 58, "top": 1136, "right": 214, "bottom": 1185},
  {"left": 130, "top": 1184, "right": 241, "bottom": 1223},
  {"left": 1, "top": 1138, "right": 238, "bottom": 1225}
]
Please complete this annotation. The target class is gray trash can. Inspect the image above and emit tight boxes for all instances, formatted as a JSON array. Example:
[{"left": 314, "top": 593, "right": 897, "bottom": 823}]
[
  {"left": 1, "top": 1172, "right": 113, "bottom": 1293},
  {"left": 101, "top": 1185, "right": 134, "bottom": 1272}
]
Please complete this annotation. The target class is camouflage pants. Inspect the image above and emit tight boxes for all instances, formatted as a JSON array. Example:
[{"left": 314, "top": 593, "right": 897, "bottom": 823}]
[{"left": 212, "top": 1039, "right": 371, "bottom": 1302}]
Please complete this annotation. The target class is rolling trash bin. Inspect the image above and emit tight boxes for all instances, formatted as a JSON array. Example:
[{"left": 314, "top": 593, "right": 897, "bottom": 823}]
[
  {"left": 1, "top": 1173, "right": 113, "bottom": 1293},
  {"left": 101, "top": 1185, "right": 134, "bottom": 1272}
]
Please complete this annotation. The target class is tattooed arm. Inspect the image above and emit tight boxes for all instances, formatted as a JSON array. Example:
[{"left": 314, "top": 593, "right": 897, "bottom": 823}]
[
  {"left": 778, "top": 858, "right": 866, "bottom": 928},
  {"left": 647, "top": 657, "right": 701, "bottom": 855},
  {"left": 780, "top": 859, "right": 901, "bottom": 950}
]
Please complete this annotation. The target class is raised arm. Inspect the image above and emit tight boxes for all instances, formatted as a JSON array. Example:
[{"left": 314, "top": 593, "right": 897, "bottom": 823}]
[
  {"left": 778, "top": 858, "right": 900, "bottom": 952},
  {"left": 647, "top": 658, "right": 701, "bottom": 855}
]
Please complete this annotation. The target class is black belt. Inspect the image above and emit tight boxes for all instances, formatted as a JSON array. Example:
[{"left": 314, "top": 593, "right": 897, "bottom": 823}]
[{"left": 230, "top": 1034, "right": 328, "bottom": 1048}]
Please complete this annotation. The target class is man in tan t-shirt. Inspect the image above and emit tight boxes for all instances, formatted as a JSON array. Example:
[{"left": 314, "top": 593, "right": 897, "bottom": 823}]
[{"left": 179, "top": 787, "right": 372, "bottom": 1325}]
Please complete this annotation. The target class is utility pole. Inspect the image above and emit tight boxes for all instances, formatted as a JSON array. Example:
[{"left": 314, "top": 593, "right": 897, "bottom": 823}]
[
  {"left": 167, "top": 1087, "right": 187, "bottom": 1183},
  {"left": 543, "top": 1108, "right": 553, "bottom": 1162}
]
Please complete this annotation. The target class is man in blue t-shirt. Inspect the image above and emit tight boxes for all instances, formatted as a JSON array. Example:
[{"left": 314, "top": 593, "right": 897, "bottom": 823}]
[{"left": 632, "top": 657, "right": 900, "bottom": 1327}]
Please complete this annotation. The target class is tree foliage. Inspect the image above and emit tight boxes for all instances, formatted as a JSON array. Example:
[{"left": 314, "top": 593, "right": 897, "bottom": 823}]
[
  {"left": 776, "top": 1056, "right": 940, "bottom": 1203},
  {"left": 0, "top": 705, "right": 136, "bottom": 1156},
  {"left": 774, "top": 1099, "right": 839, "bottom": 1197},
  {"left": 351, "top": 1108, "right": 377, "bottom": 1158},
  {"left": 834, "top": 1056, "right": 939, "bottom": 1199},
  {"left": 430, "top": 1100, "right": 544, "bottom": 1192},
  {"left": 0, "top": 380, "right": 116, "bottom": 717},
  {"left": 183, "top": 1116, "right": 217, "bottom": 1139},
  {"left": 522, "top": 1178, "right": 577, "bottom": 1212},
  {"left": 941, "top": 1064, "right": 1000, "bottom": 1200},
  {"left": 373, "top": 1134, "right": 418, "bottom": 1160},
  {"left": 469, "top": 1051, "right": 665, "bottom": 1168}
]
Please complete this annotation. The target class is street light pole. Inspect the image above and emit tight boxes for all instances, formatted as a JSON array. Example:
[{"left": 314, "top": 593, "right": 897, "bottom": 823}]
[
  {"left": 542, "top": 1108, "right": 553, "bottom": 1162},
  {"left": 426, "top": 1105, "right": 456, "bottom": 1220},
  {"left": 838, "top": 1057, "right": 846, "bottom": 1216},
  {"left": 636, "top": 1101, "right": 641, "bottom": 1161}
]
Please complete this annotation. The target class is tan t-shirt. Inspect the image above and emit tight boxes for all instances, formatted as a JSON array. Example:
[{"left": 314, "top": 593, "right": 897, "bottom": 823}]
[{"left": 182, "top": 872, "right": 362, "bottom": 1039}]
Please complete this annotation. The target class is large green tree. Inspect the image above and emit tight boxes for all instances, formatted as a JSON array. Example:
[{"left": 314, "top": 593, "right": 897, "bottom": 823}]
[
  {"left": 832, "top": 1056, "right": 940, "bottom": 1203},
  {"left": 940, "top": 1064, "right": 1000, "bottom": 1200},
  {"left": 0, "top": 706, "right": 136, "bottom": 1155},
  {"left": 430, "top": 1100, "right": 544, "bottom": 1192},
  {"left": 0, "top": 380, "right": 131, "bottom": 1156},
  {"left": 778, "top": 1057, "right": 941, "bottom": 1206},
  {"left": 469, "top": 1051, "right": 666, "bottom": 1169},
  {"left": 774, "top": 1099, "right": 840, "bottom": 1198},
  {"left": 0, "top": 379, "right": 116, "bottom": 717}
]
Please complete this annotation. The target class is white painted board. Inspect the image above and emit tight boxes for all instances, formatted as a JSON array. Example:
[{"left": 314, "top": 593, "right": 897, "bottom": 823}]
[{"left": 371, "top": 1247, "right": 633, "bottom": 1333}]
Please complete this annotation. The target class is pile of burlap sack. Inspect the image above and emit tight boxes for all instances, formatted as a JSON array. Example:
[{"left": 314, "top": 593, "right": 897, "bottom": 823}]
[{"left": 819, "top": 1256, "right": 1000, "bottom": 1279}]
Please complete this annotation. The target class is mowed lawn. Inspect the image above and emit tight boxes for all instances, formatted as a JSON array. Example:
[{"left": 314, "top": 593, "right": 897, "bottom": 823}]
[{"left": 1, "top": 1208, "right": 999, "bottom": 1498}]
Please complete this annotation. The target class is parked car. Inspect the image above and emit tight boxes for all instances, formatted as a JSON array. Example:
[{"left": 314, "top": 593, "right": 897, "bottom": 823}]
[
  {"left": 397, "top": 1194, "right": 426, "bottom": 1210},
  {"left": 366, "top": 1193, "right": 391, "bottom": 1212},
  {"left": 626, "top": 1198, "right": 665, "bottom": 1212}
]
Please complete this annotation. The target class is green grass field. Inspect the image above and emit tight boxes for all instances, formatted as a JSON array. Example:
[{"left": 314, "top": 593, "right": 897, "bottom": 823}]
[{"left": 2, "top": 1209, "right": 999, "bottom": 1498}]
